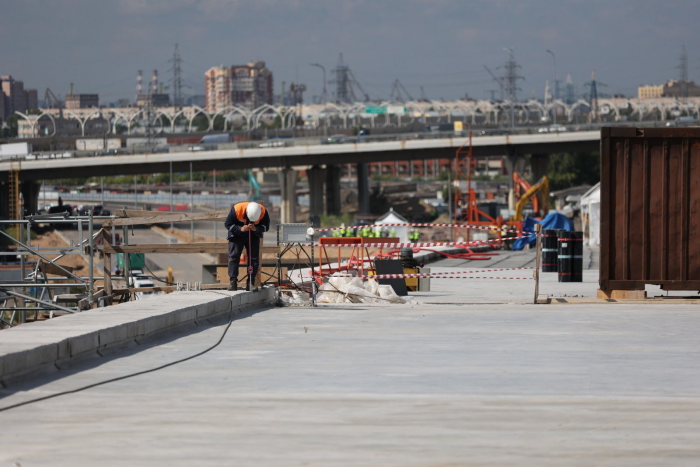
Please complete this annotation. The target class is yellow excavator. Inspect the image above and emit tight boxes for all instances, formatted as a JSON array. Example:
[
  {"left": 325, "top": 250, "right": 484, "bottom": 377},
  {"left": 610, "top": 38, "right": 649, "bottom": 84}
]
[{"left": 513, "top": 175, "right": 550, "bottom": 221}]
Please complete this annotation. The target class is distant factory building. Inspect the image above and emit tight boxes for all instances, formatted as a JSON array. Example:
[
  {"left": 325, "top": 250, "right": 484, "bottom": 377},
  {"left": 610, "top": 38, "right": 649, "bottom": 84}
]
[
  {"left": 638, "top": 80, "right": 700, "bottom": 99},
  {"left": 65, "top": 93, "right": 99, "bottom": 109},
  {"left": 0, "top": 75, "right": 39, "bottom": 121},
  {"left": 205, "top": 61, "right": 273, "bottom": 112},
  {"left": 136, "top": 93, "right": 170, "bottom": 108}
]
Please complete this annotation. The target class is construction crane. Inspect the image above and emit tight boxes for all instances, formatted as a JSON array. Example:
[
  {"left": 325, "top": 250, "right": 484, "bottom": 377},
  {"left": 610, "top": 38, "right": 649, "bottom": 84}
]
[
  {"left": 512, "top": 171, "right": 544, "bottom": 217},
  {"left": 513, "top": 175, "right": 550, "bottom": 221},
  {"left": 389, "top": 79, "right": 414, "bottom": 103},
  {"left": 44, "top": 88, "right": 63, "bottom": 109}
]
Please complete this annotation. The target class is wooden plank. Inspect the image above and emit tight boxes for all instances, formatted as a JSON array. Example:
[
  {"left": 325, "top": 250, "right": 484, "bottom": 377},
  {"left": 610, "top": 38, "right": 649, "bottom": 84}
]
[
  {"left": 103, "top": 252, "right": 112, "bottom": 297},
  {"left": 78, "top": 289, "right": 106, "bottom": 310},
  {"left": 38, "top": 261, "right": 75, "bottom": 277},
  {"left": 103, "top": 242, "right": 279, "bottom": 255},
  {"left": 103, "top": 210, "right": 229, "bottom": 227},
  {"left": 111, "top": 283, "right": 232, "bottom": 294},
  {"left": 597, "top": 289, "right": 646, "bottom": 300},
  {"left": 599, "top": 129, "right": 611, "bottom": 291}
]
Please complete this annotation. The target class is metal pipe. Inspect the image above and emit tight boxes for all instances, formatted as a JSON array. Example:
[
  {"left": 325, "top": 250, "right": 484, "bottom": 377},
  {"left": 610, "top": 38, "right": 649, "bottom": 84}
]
[
  {"left": 0, "top": 290, "right": 77, "bottom": 314},
  {"left": 0, "top": 283, "right": 86, "bottom": 287},
  {"left": 0, "top": 229, "right": 85, "bottom": 283},
  {"left": 88, "top": 211, "right": 94, "bottom": 307},
  {"left": 170, "top": 161, "right": 174, "bottom": 233},
  {"left": 190, "top": 161, "right": 194, "bottom": 241},
  {"left": 213, "top": 168, "right": 217, "bottom": 241},
  {"left": 19, "top": 223, "right": 26, "bottom": 323},
  {"left": 101, "top": 176, "right": 105, "bottom": 207}
]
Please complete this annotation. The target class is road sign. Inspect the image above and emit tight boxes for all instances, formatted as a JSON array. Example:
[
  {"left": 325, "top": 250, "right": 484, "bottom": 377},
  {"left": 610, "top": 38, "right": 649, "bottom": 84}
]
[{"left": 365, "top": 106, "right": 387, "bottom": 114}]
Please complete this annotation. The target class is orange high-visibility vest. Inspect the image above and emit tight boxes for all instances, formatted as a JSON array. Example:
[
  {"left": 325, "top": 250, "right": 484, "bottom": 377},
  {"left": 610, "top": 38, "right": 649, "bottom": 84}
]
[{"left": 233, "top": 202, "right": 267, "bottom": 224}]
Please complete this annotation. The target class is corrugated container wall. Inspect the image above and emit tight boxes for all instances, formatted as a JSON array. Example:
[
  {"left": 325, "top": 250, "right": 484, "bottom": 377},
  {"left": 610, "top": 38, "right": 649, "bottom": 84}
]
[{"left": 600, "top": 127, "right": 700, "bottom": 291}]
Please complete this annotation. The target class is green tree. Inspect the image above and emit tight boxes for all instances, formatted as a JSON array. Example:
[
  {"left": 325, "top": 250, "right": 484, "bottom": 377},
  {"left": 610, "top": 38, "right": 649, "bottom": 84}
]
[{"left": 547, "top": 152, "right": 600, "bottom": 191}]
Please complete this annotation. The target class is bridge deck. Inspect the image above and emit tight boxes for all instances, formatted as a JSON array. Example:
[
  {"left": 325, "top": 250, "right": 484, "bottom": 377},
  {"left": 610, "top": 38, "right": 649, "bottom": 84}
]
[{"left": 1, "top": 258, "right": 699, "bottom": 466}]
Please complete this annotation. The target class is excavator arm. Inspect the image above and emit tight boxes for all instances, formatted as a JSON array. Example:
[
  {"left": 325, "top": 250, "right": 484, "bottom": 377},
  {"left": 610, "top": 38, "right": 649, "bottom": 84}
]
[{"left": 513, "top": 176, "right": 549, "bottom": 221}]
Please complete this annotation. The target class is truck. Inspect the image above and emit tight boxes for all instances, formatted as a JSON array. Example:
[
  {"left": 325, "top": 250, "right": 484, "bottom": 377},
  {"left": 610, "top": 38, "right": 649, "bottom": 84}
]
[
  {"left": 75, "top": 138, "right": 121, "bottom": 151},
  {"left": 0, "top": 142, "right": 32, "bottom": 160}
]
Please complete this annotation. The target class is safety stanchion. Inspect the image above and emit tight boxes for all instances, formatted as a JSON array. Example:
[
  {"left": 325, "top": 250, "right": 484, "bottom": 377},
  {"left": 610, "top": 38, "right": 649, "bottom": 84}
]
[
  {"left": 572, "top": 231, "right": 583, "bottom": 282},
  {"left": 534, "top": 224, "right": 542, "bottom": 304},
  {"left": 557, "top": 230, "right": 573, "bottom": 283},
  {"left": 541, "top": 229, "right": 558, "bottom": 273}
]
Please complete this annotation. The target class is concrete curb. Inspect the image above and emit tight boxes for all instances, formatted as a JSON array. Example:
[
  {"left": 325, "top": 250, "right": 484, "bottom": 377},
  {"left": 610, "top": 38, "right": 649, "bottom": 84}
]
[{"left": 0, "top": 288, "right": 274, "bottom": 386}]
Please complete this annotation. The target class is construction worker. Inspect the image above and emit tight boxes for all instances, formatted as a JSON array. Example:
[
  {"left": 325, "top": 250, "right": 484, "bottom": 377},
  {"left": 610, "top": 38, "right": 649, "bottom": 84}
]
[
  {"left": 333, "top": 224, "right": 344, "bottom": 237},
  {"left": 224, "top": 201, "right": 271, "bottom": 291},
  {"left": 390, "top": 228, "right": 397, "bottom": 238},
  {"left": 409, "top": 229, "right": 421, "bottom": 243}
]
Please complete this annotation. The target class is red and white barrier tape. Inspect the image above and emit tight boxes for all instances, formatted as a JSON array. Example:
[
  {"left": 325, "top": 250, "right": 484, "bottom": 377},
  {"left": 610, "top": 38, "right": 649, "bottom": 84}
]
[
  {"left": 282, "top": 237, "right": 533, "bottom": 249},
  {"left": 322, "top": 267, "right": 536, "bottom": 277},
  {"left": 316, "top": 222, "right": 530, "bottom": 235},
  {"left": 326, "top": 274, "right": 534, "bottom": 280}
]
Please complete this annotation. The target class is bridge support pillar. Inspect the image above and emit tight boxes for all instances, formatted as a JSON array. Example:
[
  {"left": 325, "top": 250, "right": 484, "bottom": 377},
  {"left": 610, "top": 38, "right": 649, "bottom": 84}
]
[
  {"left": 325, "top": 164, "right": 341, "bottom": 216},
  {"left": 529, "top": 153, "right": 550, "bottom": 184},
  {"left": 307, "top": 165, "right": 326, "bottom": 226},
  {"left": 20, "top": 181, "right": 41, "bottom": 217},
  {"left": 357, "top": 162, "right": 370, "bottom": 216},
  {"left": 278, "top": 168, "right": 298, "bottom": 224},
  {"left": 529, "top": 153, "right": 550, "bottom": 211}
]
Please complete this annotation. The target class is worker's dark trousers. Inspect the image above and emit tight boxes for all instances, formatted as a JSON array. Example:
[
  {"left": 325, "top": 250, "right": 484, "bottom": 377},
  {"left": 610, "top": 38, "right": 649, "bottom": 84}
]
[{"left": 228, "top": 235, "right": 260, "bottom": 284}]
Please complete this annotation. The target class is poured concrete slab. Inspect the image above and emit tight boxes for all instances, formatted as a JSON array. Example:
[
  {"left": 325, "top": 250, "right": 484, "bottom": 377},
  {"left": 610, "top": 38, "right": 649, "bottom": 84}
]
[{"left": 2, "top": 291, "right": 700, "bottom": 465}]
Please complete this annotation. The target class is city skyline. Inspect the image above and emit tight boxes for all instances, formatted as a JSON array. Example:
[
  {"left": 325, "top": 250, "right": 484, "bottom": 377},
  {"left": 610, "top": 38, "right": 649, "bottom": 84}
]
[{"left": 0, "top": 0, "right": 698, "bottom": 104}]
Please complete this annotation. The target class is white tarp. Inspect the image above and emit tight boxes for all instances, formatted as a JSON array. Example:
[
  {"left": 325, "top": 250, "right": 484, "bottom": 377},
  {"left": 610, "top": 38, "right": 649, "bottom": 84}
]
[
  {"left": 375, "top": 208, "right": 409, "bottom": 242},
  {"left": 581, "top": 183, "right": 600, "bottom": 246}
]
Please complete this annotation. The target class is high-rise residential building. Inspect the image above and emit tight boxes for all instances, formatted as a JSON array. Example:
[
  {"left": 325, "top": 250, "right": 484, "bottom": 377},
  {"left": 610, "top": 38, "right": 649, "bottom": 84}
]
[
  {"left": 0, "top": 75, "right": 39, "bottom": 121},
  {"left": 205, "top": 62, "right": 273, "bottom": 112}
]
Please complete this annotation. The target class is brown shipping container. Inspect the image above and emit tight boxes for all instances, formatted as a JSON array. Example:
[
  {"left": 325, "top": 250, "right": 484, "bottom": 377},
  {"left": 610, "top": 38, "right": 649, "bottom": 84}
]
[{"left": 600, "top": 127, "right": 700, "bottom": 292}]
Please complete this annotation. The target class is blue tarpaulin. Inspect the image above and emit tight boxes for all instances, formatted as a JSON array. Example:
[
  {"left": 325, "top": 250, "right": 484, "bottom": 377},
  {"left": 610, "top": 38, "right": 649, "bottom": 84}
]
[{"left": 511, "top": 212, "right": 574, "bottom": 250}]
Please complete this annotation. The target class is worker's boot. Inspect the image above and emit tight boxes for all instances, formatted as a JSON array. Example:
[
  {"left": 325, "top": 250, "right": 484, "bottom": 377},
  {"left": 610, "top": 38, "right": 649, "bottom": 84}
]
[{"left": 228, "top": 281, "right": 237, "bottom": 292}]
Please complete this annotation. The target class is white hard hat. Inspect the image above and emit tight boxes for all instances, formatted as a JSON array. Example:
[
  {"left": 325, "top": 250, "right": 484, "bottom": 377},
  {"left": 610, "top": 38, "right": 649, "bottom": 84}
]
[{"left": 246, "top": 202, "right": 262, "bottom": 222}]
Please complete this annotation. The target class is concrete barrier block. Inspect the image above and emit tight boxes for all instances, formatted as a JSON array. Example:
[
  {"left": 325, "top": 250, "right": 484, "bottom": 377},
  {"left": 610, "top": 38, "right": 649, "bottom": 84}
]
[
  {"left": 143, "top": 315, "right": 168, "bottom": 335},
  {"left": 69, "top": 332, "right": 100, "bottom": 357},
  {"left": 2, "top": 351, "right": 27, "bottom": 376},
  {"left": 98, "top": 325, "right": 129, "bottom": 348},
  {"left": 174, "top": 307, "right": 196, "bottom": 324},
  {"left": 57, "top": 340, "right": 70, "bottom": 360},
  {"left": 25, "top": 344, "right": 59, "bottom": 368},
  {"left": 125, "top": 319, "right": 146, "bottom": 338}
]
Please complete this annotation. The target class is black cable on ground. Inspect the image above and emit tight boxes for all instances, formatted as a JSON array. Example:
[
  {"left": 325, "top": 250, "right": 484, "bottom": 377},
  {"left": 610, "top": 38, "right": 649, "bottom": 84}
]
[
  {"left": 0, "top": 294, "right": 236, "bottom": 413},
  {"left": 142, "top": 262, "right": 175, "bottom": 286}
]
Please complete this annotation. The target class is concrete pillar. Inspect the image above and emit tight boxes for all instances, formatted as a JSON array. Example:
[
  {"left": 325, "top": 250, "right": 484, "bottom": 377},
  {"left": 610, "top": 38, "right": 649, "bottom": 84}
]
[
  {"left": 325, "top": 164, "right": 342, "bottom": 215},
  {"left": 357, "top": 162, "right": 370, "bottom": 215},
  {"left": 20, "top": 181, "right": 41, "bottom": 217},
  {"left": 529, "top": 153, "right": 551, "bottom": 211},
  {"left": 530, "top": 153, "right": 550, "bottom": 184},
  {"left": 307, "top": 165, "right": 326, "bottom": 224},
  {"left": 278, "top": 168, "right": 298, "bottom": 224}
]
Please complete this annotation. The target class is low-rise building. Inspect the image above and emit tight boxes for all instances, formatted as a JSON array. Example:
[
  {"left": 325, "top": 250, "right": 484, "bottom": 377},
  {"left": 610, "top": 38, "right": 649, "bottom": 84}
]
[{"left": 66, "top": 94, "right": 99, "bottom": 109}]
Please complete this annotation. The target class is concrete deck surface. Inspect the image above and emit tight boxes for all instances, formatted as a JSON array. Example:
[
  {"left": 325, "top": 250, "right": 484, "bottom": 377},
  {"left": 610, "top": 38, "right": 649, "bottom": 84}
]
[{"left": 1, "top": 250, "right": 700, "bottom": 466}]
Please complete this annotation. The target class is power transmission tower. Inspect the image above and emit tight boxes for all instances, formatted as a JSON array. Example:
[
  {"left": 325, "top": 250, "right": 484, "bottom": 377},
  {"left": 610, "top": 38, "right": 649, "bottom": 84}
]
[
  {"left": 420, "top": 85, "right": 428, "bottom": 101},
  {"left": 501, "top": 48, "right": 524, "bottom": 129},
  {"left": 584, "top": 71, "right": 607, "bottom": 123},
  {"left": 329, "top": 53, "right": 370, "bottom": 103},
  {"left": 678, "top": 45, "right": 688, "bottom": 99},
  {"left": 330, "top": 53, "right": 351, "bottom": 103},
  {"left": 289, "top": 83, "right": 306, "bottom": 128},
  {"left": 483, "top": 65, "right": 504, "bottom": 102},
  {"left": 168, "top": 43, "right": 184, "bottom": 106}
]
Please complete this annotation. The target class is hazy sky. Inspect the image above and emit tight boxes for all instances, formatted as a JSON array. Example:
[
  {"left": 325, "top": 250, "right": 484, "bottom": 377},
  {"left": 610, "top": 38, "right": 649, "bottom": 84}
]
[{"left": 1, "top": 0, "right": 698, "bottom": 103}]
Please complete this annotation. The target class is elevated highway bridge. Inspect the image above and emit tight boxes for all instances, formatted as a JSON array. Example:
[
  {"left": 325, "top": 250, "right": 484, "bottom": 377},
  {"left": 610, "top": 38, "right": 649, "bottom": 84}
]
[{"left": 0, "top": 130, "right": 600, "bottom": 220}]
